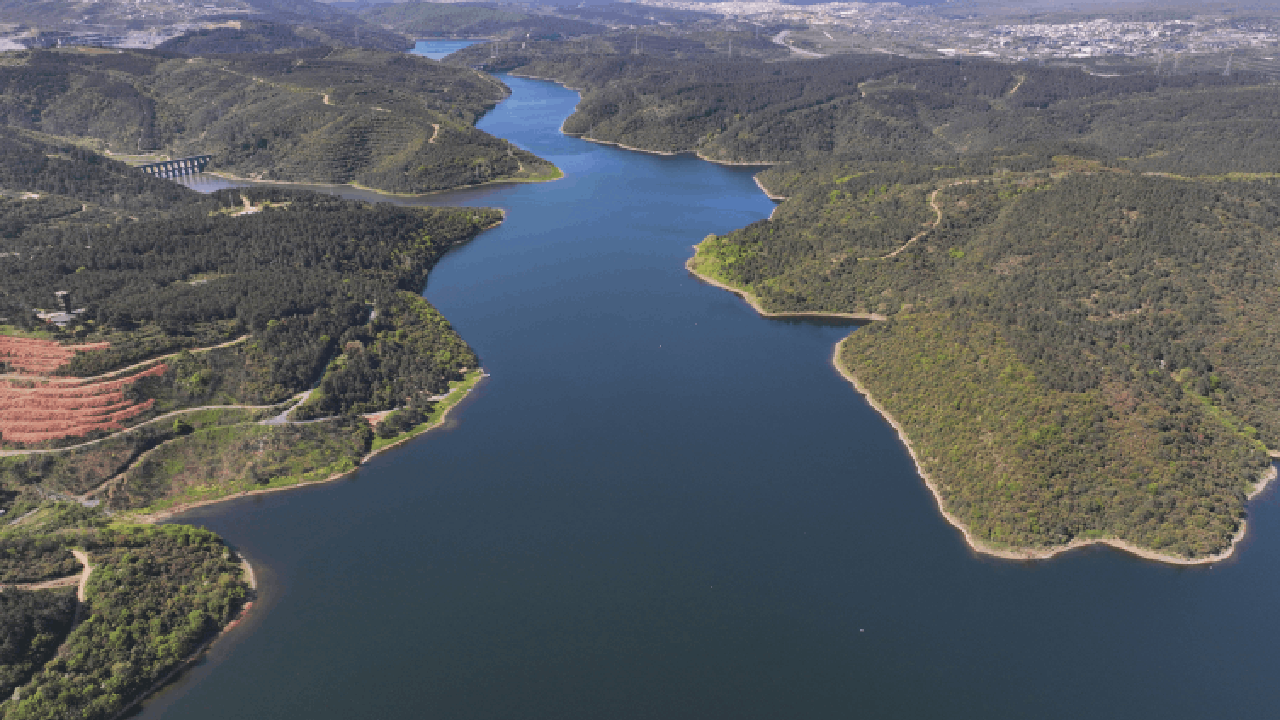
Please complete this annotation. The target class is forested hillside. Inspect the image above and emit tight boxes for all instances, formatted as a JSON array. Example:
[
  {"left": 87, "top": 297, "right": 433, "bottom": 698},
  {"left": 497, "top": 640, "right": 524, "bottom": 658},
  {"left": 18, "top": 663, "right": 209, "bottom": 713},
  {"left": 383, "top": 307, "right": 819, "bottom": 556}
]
[
  {"left": 0, "top": 127, "right": 196, "bottom": 222},
  {"left": 0, "top": 122, "right": 494, "bottom": 478},
  {"left": 689, "top": 160, "right": 1280, "bottom": 557},
  {"left": 358, "top": 2, "right": 607, "bottom": 41},
  {"left": 448, "top": 31, "right": 788, "bottom": 72},
  {"left": 158, "top": 19, "right": 410, "bottom": 54},
  {"left": 0, "top": 103, "right": 498, "bottom": 716},
  {"left": 0, "top": 525, "right": 250, "bottom": 720},
  {"left": 700, "top": 159, "right": 1280, "bottom": 559},
  {"left": 0, "top": 47, "right": 558, "bottom": 193},
  {"left": 1, "top": 171, "right": 495, "bottom": 434},
  {"left": 464, "top": 43, "right": 1280, "bottom": 560},
  {"left": 451, "top": 47, "right": 1280, "bottom": 174}
]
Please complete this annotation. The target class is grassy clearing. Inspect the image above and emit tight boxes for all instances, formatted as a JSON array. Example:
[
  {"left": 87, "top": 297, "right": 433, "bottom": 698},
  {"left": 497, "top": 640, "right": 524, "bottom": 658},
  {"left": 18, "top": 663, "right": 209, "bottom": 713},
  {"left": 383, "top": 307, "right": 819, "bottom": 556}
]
[
  {"left": 113, "top": 418, "right": 371, "bottom": 514},
  {"left": 0, "top": 407, "right": 272, "bottom": 500},
  {"left": 510, "top": 164, "right": 564, "bottom": 183},
  {"left": 0, "top": 326, "right": 58, "bottom": 341}
]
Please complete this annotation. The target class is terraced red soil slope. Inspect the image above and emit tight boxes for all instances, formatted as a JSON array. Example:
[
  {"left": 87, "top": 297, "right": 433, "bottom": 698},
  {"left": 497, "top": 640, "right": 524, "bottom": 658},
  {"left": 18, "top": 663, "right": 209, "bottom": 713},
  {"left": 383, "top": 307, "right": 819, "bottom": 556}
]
[
  {"left": 0, "top": 336, "right": 110, "bottom": 374},
  {"left": 0, "top": 336, "right": 165, "bottom": 445}
]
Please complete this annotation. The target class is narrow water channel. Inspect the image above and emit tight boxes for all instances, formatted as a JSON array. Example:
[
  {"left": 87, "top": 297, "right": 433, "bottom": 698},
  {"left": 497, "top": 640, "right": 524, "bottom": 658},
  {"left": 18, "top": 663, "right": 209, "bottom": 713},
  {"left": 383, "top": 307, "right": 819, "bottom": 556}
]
[{"left": 142, "top": 47, "right": 1280, "bottom": 720}]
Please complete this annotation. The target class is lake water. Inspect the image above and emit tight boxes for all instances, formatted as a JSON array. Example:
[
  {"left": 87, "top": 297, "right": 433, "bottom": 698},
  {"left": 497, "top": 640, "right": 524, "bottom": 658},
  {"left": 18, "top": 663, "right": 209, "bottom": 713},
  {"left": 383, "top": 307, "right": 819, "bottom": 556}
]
[
  {"left": 144, "top": 45, "right": 1280, "bottom": 720},
  {"left": 411, "top": 39, "right": 481, "bottom": 60}
]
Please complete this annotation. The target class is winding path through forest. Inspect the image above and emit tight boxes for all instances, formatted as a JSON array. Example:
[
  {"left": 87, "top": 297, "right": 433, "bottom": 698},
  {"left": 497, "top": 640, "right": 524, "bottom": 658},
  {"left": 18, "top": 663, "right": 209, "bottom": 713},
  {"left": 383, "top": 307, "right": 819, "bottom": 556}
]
[
  {"left": 877, "top": 179, "right": 979, "bottom": 259},
  {"left": 0, "top": 548, "right": 91, "bottom": 598},
  {"left": 71, "top": 549, "right": 90, "bottom": 603},
  {"left": 0, "top": 335, "right": 249, "bottom": 387}
]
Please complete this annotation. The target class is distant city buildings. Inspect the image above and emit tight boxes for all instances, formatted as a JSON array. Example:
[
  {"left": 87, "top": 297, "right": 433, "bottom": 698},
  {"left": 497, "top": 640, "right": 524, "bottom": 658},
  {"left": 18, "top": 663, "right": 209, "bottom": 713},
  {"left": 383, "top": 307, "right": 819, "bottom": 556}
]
[
  {"left": 638, "top": 0, "right": 1279, "bottom": 64},
  {"left": 0, "top": 0, "right": 1275, "bottom": 69}
]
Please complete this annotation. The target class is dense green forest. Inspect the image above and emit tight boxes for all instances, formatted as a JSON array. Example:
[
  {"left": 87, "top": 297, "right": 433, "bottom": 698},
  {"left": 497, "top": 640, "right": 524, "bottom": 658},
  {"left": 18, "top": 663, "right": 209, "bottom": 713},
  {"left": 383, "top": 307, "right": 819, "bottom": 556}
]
[
  {"left": 694, "top": 155, "right": 1280, "bottom": 558},
  {"left": 449, "top": 46, "right": 1280, "bottom": 174},
  {"left": 0, "top": 128, "right": 195, "bottom": 220},
  {"left": 358, "top": 2, "right": 608, "bottom": 41},
  {"left": 459, "top": 44, "right": 1280, "bottom": 558},
  {"left": 451, "top": 30, "right": 787, "bottom": 71},
  {"left": 0, "top": 46, "right": 558, "bottom": 193},
  {"left": 0, "top": 71, "right": 502, "bottom": 715},
  {"left": 0, "top": 117, "right": 496, "bottom": 473},
  {"left": 0, "top": 525, "right": 249, "bottom": 720},
  {"left": 0, "top": 144, "right": 498, "bottom": 453},
  {"left": 0, "top": 588, "right": 76, "bottom": 704},
  {"left": 158, "top": 19, "right": 410, "bottom": 54}
]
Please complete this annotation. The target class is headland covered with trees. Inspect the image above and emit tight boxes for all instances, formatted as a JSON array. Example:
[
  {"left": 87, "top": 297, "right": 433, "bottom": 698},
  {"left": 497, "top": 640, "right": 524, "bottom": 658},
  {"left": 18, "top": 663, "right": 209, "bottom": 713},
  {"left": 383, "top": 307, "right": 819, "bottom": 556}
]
[
  {"left": 0, "top": 128, "right": 505, "bottom": 717},
  {"left": 0, "top": 34, "right": 565, "bottom": 716},
  {"left": 0, "top": 46, "right": 558, "bottom": 193},
  {"left": 2, "top": 6, "right": 1280, "bottom": 714},
  {"left": 449, "top": 42, "right": 1280, "bottom": 562}
]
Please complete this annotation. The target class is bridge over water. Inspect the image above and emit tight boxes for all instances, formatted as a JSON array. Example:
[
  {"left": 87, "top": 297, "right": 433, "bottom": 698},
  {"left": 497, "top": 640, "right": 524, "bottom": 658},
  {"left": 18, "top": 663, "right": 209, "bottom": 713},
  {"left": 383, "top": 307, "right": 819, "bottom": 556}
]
[{"left": 137, "top": 155, "right": 213, "bottom": 179}]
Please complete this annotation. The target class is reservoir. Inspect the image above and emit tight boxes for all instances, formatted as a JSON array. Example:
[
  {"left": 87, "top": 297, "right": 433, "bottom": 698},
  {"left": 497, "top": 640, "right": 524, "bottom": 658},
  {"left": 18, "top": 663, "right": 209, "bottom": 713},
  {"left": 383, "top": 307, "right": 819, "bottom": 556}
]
[{"left": 144, "top": 45, "right": 1280, "bottom": 719}]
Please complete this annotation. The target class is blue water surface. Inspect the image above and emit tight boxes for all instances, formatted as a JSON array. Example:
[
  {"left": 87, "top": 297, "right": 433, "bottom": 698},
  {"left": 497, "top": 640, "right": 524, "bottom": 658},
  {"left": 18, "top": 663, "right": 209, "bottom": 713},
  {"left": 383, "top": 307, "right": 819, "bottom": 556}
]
[
  {"left": 412, "top": 39, "right": 482, "bottom": 60},
  {"left": 141, "top": 46, "right": 1280, "bottom": 720}
]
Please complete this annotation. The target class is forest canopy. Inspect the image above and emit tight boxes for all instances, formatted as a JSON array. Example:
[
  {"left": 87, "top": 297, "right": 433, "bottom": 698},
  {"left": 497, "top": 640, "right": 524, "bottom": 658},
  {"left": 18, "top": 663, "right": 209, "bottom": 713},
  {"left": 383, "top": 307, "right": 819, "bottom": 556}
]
[
  {"left": 0, "top": 46, "right": 558, "bottom": 193},
  {"left": 465, "top": 43, "right": 1280, "bottom": 559},
  {"left": 0, "top": 99, "right": 497, "bottom": 718}
]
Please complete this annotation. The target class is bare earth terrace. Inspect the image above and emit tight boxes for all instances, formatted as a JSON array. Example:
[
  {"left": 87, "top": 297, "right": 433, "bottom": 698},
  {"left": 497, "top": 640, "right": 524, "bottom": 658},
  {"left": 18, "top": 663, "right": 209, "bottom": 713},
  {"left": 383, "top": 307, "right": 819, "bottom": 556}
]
[{"left": 0, "top": 336, "right": 166, "bottom": 445}]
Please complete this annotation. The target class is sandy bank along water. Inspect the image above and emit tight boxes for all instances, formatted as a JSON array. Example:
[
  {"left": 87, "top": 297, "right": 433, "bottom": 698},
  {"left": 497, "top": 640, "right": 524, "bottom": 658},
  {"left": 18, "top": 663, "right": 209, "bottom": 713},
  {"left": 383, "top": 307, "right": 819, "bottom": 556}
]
[
  {"left": 686, "top": 239, "right": 1275, "bottom": 565},
  {"left": 829, "top": 338, "right": 1278, "bottom": 566},
  {"left": 685, "top": 252, "right": 886, "bottom": 322}
]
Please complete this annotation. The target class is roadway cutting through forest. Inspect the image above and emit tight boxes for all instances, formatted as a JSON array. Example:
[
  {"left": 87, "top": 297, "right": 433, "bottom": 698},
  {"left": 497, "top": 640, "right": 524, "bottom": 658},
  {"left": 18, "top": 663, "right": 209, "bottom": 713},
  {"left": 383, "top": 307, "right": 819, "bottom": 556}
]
[{"left": 0, "top": 548, "right": 91, "bottom": 599}]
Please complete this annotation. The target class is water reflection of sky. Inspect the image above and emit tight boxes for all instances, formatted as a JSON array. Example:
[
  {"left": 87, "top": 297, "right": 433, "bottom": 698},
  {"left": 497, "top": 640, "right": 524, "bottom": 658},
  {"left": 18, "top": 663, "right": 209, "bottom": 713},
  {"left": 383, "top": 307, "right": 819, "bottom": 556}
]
[{"left": 410, "top": 39, "right": 481, "bottom": 60}]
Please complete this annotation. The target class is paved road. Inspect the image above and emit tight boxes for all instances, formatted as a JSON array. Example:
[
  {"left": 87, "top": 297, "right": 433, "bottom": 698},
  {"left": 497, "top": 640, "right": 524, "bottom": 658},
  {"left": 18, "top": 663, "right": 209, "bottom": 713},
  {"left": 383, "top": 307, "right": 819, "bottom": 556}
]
[{"left": 772, "top": 31, "right": 825, "bottom": 58}]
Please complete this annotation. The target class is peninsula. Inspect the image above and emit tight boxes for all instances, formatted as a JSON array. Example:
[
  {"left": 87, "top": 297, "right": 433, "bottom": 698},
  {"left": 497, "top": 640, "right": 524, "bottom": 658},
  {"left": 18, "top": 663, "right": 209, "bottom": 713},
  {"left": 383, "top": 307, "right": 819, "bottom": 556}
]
[
  {"left": 461, "top": 42, "right": 1280, "bottom": 562},
  {"left": 3, "top": 12, "right": 1280, "bottom": 717},
  {"left": 0, "top": 103, "right": 512, "bottom": 717}
]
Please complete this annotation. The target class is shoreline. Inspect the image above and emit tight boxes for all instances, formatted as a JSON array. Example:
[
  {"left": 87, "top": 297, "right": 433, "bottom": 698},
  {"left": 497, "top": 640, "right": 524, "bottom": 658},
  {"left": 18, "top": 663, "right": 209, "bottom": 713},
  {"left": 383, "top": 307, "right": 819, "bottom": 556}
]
[
  {"left": 685, "top": 252, "right": 887, "bottom": 322},
  {"left": 106, "top": 550, "right": 259, "bottom": 720},
  {"left": 507, "top": 72, "right": 584, "bottom": 93},
  {"left": 693, "top": 151, "right": 780, "bottom": 168},
  {"left": 510, "top": 72, "right": 782, "bottom": 168},
  {"left": 509, "top": 74, "right": 676, "bottom": 160},
  {"left": 206, "top": 166, "right": 563, "bottom": 198},
  {"left": 97, "top": 172, "right": 500, "bottom": 712},
  {"left": 571, "top": 134, "right": 679, "bottom": 156},
  {"left": 686, "top": 235, "right": 1276, "bottom": 566},
  {"left": 130, "top": 370, "right": 487, "bottom": 525},
  {"left": 754, "top": 175, "right": 788, "bottom": 202},
  {"left": 111, "top": 372, "right": 489, "bottom": 714},
  {"left": 829, "top": 338, "right": 1279, "bottom": 566}
]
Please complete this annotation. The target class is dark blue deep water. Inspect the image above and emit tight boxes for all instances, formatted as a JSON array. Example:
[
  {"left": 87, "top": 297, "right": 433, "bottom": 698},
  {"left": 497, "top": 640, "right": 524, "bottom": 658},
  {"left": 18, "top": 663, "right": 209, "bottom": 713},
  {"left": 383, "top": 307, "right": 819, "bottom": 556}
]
[{"left": 143, "top": 47, "right": 1280, "bottom": 720}]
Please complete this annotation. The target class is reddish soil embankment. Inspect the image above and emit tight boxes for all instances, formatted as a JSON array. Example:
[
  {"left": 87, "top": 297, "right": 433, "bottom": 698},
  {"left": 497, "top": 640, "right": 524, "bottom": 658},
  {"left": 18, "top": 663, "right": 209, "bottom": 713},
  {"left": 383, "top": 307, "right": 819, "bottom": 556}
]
[
  {"left": 0, "top": 336, "right": 110, "bottom": 374},
  {"left": 0, "top": 337, "right": 166, "bottom": 445}
]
